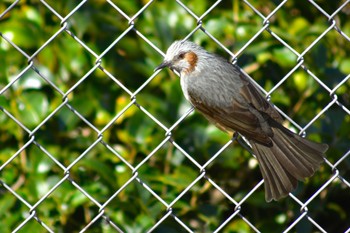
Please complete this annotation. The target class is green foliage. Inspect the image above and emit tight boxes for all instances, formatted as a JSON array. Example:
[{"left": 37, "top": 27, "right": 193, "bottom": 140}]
[{"left": 1, "top": 0, "right": 349, "bottom": 232}]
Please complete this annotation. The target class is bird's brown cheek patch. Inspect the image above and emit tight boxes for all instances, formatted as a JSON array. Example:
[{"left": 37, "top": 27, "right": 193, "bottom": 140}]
[{"left": 184, "top": 51, "right": 198, "bottom": 74}]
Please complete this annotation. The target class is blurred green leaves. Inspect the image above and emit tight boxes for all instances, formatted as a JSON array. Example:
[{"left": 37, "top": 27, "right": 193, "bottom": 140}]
[
  {"left": 1, "top": 0, "right": 349, "bottom": 232},
  {"left": 17, "top": 91, "right": 49, "bottom": 127}
]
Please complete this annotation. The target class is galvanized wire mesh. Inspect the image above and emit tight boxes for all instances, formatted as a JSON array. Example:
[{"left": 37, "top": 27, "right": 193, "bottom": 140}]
[{"left": 1, "top": 0, "right": 350, "bottom": 232}]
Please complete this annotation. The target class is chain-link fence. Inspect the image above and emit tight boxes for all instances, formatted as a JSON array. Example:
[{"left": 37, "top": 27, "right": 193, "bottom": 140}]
[{"left": 1, "top": 0, "right": 350, "bottom": 232}]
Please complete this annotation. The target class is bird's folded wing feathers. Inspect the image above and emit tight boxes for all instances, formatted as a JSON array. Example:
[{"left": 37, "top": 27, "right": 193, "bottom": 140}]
[
  {"left": 188, "top": 86, "right": 272, "bottom": 145},
  {"left": 238, "top": 73, "right": 283, "bottom": 123},
  {"left": 187, "top": 64, "right": 284, "bottom": 145}
]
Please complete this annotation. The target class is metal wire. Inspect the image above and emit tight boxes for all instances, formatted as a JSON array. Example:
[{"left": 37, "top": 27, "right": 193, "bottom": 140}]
[{"left": 1, "top": 0, "right": 349, "bottom": 232}]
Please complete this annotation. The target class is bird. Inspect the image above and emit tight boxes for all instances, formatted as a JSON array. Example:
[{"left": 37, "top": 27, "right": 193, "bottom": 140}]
[{"left": 155, "top": 40, "right": 328, "bottom": 202}]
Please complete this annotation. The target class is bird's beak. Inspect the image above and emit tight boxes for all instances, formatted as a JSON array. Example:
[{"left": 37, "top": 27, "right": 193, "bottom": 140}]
[{"left": 154, "top": 60, "right": 171, "bottom": 72}]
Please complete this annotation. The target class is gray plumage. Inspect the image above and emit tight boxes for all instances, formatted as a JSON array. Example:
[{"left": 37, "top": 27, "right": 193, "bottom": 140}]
[{"left": 155, "top": 40, "right": 328, "bottom": 202}]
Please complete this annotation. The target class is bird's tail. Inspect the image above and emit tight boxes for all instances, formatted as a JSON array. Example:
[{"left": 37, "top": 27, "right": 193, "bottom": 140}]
[{"left": 250, "top": 122, "right": 328, "bottom": 202}]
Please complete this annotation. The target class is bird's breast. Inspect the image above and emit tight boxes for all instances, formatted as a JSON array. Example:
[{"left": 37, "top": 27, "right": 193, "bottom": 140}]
[
  {"left": 180, "top": 72, "right": 233, "bottom": 111},
  {"left": 180, "top": 75, "right": 191, "bottom": 101}
]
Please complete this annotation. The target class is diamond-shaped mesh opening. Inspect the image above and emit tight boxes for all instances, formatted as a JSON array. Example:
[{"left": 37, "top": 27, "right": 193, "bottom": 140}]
[
  {"left": 166, "top": 179, "right": 239, "bottom": 231},
  {"left": 1, "top": 0, "right": 350, "bottom": 232},
  {"left": 102, "top": 180, "right": 166, "bottom": 231},
  {"left": 64, "top": 68, "right": 122, "bottom": 123},
  {"left": 30, "top": 108, "right": 98, "bottom": 165},
  {"left": 320, "top": 105, "right": 350, "bottom": 156},
  {"left": 30, "top": 33, "right": 99, "bottom": 93},
  {"left": 0, "top": 2, "right": 65, "bottom": 55},
  {"left": 98, "top": 31, "right": 160, "bottom": 93},
  {"left": 1, "top": 74, "right": 62, "bottom": 130},
  {"left": 67, "top": 143, "right": 123, "bottom": 198},
  {"left": 108, "top": 0, "right": 149, "bottom": 17},
  {"left": 135, "top": 146, "right": 200, "bottom": 199},
  {"left": 1, "top": 143, "right": 61, "bottom": 198}
]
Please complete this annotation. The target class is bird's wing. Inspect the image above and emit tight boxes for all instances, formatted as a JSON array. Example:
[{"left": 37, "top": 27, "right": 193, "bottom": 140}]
[
  {"left": 187, "top": 66, "right": 282, "bottom": 145},
  {"left": 188, "top": 88, "right": 272, "bottom": 145},
  {"left": 237, "top": 72, "right": 282, "bottom": 123}
]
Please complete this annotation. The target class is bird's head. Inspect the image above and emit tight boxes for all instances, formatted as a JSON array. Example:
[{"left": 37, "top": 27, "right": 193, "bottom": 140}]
[{"left": 155, "top": 40, "right": 206, "bottom": 75}]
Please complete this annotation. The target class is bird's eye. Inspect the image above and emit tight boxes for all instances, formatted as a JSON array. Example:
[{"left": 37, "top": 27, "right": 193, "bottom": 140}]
[{"left": 178, "top": 52, "right": 186, "bottom": 59}]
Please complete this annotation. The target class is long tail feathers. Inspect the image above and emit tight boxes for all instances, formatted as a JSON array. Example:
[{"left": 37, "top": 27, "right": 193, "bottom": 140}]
[{"left": 250, "top": 123, "right": 328, "bottom": 202}]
